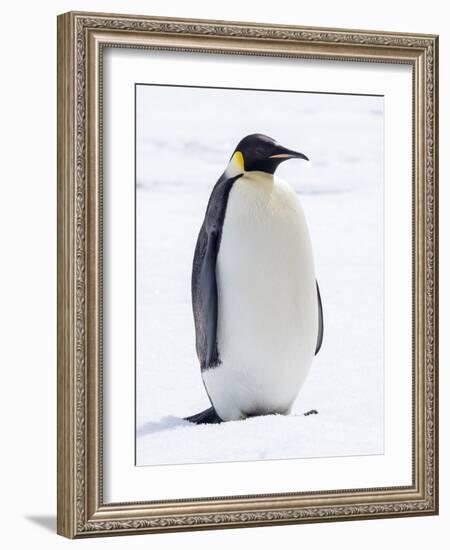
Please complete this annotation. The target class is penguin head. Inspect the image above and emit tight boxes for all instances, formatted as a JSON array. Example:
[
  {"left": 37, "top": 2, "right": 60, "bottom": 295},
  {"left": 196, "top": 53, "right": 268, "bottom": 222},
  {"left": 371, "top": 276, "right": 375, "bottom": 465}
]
[{"left": 226, "top": 133, "right": 309, "bottom": 177}]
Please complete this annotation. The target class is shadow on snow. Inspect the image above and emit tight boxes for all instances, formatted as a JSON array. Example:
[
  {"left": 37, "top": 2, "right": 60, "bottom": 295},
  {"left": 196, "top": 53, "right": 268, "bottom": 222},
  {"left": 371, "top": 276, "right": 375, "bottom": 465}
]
[{"left": 136, "top": 410, "right": 318, "bottom": 437}]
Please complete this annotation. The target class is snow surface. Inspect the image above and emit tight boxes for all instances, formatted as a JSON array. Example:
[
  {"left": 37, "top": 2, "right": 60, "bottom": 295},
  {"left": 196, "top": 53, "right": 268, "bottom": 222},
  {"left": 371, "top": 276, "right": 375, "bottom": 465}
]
[{"left": 135, "top": 85, "right": 384, "bottom": 466}]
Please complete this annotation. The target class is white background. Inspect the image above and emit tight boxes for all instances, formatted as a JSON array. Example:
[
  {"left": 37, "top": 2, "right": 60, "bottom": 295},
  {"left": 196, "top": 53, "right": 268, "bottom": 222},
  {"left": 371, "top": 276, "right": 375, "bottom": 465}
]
[
  {"left": 105, "top": 52, "right": 411, "bottom": 500},
  {"left": 0, "top": 0, "right": 446, "bottom": 548},
  {"left": 135, "top": 86, "right": 386, "bottom": 468}
]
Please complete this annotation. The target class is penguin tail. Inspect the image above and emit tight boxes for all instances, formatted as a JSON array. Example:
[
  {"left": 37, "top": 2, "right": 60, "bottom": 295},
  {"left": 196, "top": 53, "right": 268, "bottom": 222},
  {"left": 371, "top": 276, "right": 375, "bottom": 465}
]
[{"left": 184, "top": 407, "right": 222, "bottom": 425}]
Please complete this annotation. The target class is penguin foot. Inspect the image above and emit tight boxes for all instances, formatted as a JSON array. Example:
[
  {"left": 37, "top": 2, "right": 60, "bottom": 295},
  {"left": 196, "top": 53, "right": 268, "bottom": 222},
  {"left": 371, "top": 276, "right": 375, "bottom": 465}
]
[
  {"left": 303, "top": 409, "right": 318, "bottom": 416},
  {"left": 184, "top": 407, "right": 223, "bottom": 425}
]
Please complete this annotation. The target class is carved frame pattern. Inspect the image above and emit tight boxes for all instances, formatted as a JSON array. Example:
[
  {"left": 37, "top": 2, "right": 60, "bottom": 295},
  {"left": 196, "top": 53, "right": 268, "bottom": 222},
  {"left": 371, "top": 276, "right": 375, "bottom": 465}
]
[{"left": 57, "top": 11, "right": 438, "bottom": 538}]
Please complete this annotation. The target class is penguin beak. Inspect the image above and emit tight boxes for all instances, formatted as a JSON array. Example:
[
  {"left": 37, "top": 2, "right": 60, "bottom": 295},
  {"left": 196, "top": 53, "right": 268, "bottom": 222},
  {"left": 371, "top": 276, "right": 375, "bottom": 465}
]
[{"left": 269, "top": 145, "right": 309, "bottom": 162}]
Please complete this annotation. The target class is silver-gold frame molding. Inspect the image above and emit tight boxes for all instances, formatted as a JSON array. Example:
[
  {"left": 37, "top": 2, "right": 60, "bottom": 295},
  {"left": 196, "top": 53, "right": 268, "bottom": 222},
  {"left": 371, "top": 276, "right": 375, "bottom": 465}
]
[{"left": 57, "top": 11, "right": 439, "bottom": 539}]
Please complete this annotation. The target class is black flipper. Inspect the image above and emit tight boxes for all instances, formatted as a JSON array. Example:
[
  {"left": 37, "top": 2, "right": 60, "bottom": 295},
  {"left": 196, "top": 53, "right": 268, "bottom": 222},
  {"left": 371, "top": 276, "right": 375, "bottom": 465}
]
[
  {"left": 185, "top": 173, "right": 242, "bottom": 425},
  {"left": 191, "top": 173, "right": 242, "bottom": 370},
  {"left": 315, "top": 281, "right": 324, "bottom": 355},
  {"left": 201, "top": 229, "right": 220, "bottom": 368},
  {"left": 184, "top": 407, "right": 223, "bottom": 425}
]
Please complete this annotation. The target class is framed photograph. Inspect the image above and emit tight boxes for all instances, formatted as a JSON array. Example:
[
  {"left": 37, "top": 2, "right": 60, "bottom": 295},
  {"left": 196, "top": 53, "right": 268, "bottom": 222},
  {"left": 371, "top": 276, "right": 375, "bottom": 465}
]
[{"left": 57, "top": 11, "right": 439, "bottom": 538}]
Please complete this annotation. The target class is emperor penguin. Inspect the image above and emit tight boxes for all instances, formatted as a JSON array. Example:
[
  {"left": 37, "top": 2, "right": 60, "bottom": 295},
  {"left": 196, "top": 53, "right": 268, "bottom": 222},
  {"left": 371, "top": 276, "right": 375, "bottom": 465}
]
[{"left": 185, "top": 134, "right": 323, "bottom": 424}]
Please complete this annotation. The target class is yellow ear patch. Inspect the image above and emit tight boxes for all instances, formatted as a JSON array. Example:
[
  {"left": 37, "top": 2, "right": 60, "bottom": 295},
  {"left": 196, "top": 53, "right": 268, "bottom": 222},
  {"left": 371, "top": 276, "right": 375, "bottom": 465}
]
[
  {"left": 225, "top": 150, "right": 245, "bottom": 177},
  {"left": 234, "top": 151, "right": 245, "bottom": 171}
]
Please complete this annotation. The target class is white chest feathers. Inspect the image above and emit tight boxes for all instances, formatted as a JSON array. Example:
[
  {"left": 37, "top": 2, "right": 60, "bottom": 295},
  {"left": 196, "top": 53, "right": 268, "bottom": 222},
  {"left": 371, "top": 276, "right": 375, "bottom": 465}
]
[{"left": 202, "top": 171, "right": 318, "bottom": 422}]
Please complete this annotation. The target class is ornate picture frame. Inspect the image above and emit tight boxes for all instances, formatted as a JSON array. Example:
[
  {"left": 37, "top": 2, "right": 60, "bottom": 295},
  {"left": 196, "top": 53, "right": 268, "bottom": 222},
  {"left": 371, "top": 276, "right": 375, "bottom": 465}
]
[{"left": 57, "top": 11, "right": 438, "bottom": 538}]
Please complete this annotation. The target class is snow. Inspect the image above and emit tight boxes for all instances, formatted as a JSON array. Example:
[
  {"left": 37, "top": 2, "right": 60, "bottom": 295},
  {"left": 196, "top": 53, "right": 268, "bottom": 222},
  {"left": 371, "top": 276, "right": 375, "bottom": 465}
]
[{"left": 135, "top": 85, "right": 384, "bottom": 466}]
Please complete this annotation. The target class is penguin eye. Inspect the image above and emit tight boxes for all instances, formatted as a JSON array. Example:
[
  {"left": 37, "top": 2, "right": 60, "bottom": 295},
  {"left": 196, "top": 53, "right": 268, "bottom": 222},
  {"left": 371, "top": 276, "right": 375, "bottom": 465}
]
[{"left": 254, "top": 145, "right": 270, "bottom": 159}]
